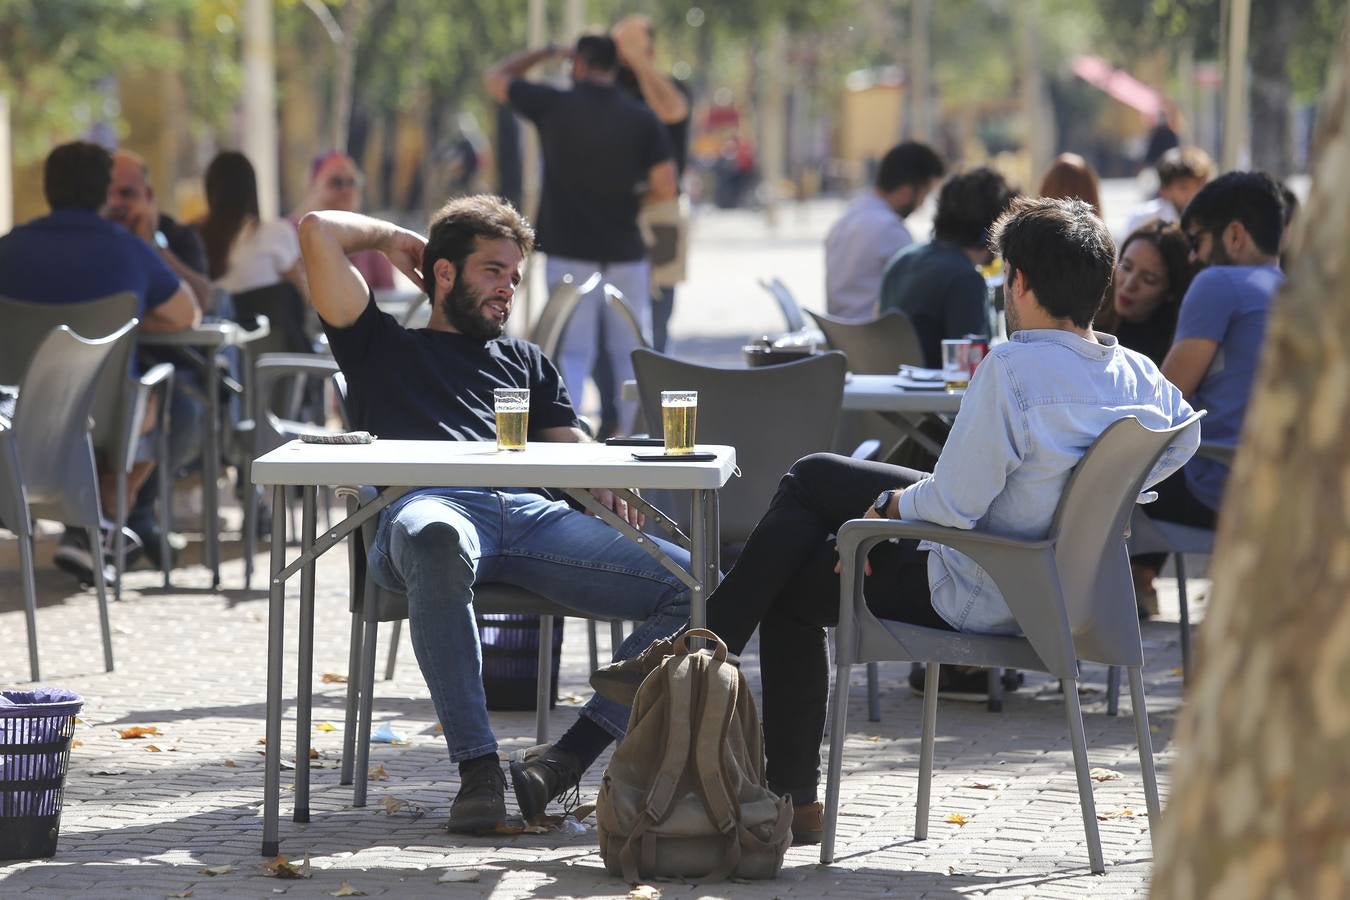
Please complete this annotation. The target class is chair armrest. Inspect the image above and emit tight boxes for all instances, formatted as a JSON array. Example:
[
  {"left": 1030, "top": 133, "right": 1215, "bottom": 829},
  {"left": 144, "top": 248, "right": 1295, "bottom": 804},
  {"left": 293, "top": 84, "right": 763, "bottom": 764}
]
[
  {"left": 138, "top": 362, "right": 176, "bottom": 391},
  {"left": 835, "top": 517, "right": 1076, "bottom": 677},
  {"left": 1196, "top": 442, "right": 1235, "bottom": 465},
  {"left": 237, "top": 314, "right": 271, "bottom": 344},
  {"left": 849, "top": 439, "right": 882, "bottom": 461}
]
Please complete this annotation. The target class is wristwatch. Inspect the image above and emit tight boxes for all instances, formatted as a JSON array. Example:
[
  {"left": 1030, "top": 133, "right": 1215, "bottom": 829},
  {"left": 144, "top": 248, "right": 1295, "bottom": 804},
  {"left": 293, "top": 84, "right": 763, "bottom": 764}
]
[{"left": 872, "top": 490, "right": 894, "bottom": 518}]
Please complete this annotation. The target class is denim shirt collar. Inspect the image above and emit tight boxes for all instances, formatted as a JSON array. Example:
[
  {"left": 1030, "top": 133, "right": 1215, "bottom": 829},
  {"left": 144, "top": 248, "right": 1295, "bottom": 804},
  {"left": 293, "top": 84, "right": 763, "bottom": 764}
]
[{"left": 1009, "top": 328, "right": 1117, "bottom": 361}]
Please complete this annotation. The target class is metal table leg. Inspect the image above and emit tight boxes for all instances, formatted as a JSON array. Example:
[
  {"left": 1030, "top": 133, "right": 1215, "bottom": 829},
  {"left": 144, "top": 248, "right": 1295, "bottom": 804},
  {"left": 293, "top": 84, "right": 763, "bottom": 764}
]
[
  {"left": 204, "top": 350, "right": 221, "bottom": 587},
  {"left": 261, "top": 485, "right": 287, "bottom": 858},
  {"left": 689, "top": 489, "right": 707, "bottom": 629},
  {"left": 293, "top": 486, "right": 317, "bottom": 823}
]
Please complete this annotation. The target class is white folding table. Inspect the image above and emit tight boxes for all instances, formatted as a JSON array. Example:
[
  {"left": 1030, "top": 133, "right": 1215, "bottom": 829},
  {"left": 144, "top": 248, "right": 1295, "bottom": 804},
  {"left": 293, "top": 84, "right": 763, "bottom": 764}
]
[
  {"left": 842, "top": 374, "right": 965, "bottom": 457},
  {"left": 250, "top": 439, "right": 737, "bottom": 856}
]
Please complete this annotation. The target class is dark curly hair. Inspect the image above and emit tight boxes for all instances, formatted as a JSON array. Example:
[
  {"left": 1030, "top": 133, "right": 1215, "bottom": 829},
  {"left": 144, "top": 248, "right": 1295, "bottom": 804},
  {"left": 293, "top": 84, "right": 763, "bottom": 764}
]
[
  {"left": 424, "top": 195, "right": 535, "bottom": 284},
  {"left": 43, "top": 141, "right": 112, "bottom": 211},
  {"left": 990, "top": 196, "right": 1115, "bottom": 328}
]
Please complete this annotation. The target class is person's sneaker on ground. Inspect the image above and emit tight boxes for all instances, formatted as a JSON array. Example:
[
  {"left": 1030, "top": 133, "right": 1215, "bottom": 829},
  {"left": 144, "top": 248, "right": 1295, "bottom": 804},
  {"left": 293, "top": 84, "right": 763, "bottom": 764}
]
[
  {"left": 127, "top": 519, "right": 186, "bottom": 571},
  {"left": 446, "top": 754, "right": 506, "bottom": 834},
  {"left": 53, "top": 525, "right": 140, "bottom": 587},
  {"left": 907, "top": 664, "right": 1016, "bottom": 702},
  {"left": 509, "top": 743, "right": 585, "bottom": 822},
  {"left": 589, "top": 635, "right": 678, "bottom": 706},
  {"left": 791, "top": 800, "right": 824, "bottom": 846}
]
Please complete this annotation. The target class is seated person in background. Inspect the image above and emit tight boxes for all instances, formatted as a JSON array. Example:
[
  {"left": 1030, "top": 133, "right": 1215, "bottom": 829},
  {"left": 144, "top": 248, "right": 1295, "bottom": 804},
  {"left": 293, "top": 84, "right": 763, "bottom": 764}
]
[
  {"left": 299, "top": 195, "right": 691, "bottom": 834},
  {"left": 594, "top": 197, "right": 1197, "bottom": 843},
  {"left": 1038, "top": 152, "right": 1103, "bottom": 218},
  {"left": 197, "top": 151, "right": 309, "bottom": 302},
  {"left": 880, "top": 167, "right": 1017, "bottom": 368},
  {"left": 1131, "top": 172, "right": 1286, "bottom": 614},
  {"left": 1093, "top": 220, "right": 1196, "bottom": 365},
  {"left": 1123, "top": 146, "right": 1214, "bottom": 237},
  {"left": 287, "top": 151, "right": 395, "bottom": 291},
  {"left": 106, "top": 149, "right": 213, "bottom": 565},
  {"left": 824, "top": 141, "right": 945, "bottom": 321},
  {"left": 0, "top": 141, "right": 199, "bottom": 583}
]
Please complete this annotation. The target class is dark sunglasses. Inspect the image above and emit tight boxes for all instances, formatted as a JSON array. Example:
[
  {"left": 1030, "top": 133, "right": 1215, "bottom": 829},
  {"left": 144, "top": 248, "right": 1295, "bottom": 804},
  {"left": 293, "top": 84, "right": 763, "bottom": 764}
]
[
  {"left": 1184, "top": 229, "right": 1208, "bottom": 253},
  {"left": 327, "top": 176, "right": 359, "bottom": 189}
]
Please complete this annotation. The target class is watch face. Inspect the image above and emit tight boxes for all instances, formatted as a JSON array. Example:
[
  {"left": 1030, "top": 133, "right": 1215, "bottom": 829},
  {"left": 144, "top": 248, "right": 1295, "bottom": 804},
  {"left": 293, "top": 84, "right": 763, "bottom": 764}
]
[{"left": 874, "top": 490, "right": 891, "bottom": 515}]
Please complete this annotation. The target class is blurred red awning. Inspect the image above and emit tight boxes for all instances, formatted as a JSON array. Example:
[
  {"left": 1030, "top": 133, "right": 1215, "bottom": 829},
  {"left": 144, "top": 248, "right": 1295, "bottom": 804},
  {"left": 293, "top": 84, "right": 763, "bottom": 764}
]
[{"left": 1071, "top": 55, "right": 1164, "bottom": 118}]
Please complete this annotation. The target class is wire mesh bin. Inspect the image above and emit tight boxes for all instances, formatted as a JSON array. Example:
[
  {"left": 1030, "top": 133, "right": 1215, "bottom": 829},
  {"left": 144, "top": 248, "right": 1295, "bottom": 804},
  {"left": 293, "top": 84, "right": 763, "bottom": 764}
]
[{"left": 0, "top": 689, "right": 83, "bottom": 860}]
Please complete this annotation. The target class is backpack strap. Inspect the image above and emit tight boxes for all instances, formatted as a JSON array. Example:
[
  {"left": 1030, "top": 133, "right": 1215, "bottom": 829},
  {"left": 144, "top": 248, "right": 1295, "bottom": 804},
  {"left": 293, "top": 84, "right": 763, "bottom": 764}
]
[
  {"left": 692, "top": 658, "right": 745, "bottom": 881},
  {"left": 619, "top": 654, "right": 695, "bottom": 884}
]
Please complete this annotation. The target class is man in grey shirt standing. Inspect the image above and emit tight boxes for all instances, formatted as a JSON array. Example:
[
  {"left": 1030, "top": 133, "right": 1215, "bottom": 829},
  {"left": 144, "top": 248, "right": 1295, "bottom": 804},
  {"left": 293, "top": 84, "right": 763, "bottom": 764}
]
[{"left": 824, "top": 142, "right": 944, "bottom": 321}]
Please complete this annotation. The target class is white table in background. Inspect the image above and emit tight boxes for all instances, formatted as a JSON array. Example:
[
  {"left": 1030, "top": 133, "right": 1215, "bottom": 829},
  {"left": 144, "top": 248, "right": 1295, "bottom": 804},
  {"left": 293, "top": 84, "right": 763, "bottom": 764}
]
[
  {"left": 842, "top": 374, "right": 964, "bottom": 456},
  {"left": 251, "top": 439, "right": 736, "bottom": 857}
]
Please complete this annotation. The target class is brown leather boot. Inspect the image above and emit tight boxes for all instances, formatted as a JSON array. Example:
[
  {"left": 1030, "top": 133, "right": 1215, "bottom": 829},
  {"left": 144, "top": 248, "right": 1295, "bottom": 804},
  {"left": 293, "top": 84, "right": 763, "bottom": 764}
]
[{"left": 791, "top": 801, "right": 824, "bottom": 845}]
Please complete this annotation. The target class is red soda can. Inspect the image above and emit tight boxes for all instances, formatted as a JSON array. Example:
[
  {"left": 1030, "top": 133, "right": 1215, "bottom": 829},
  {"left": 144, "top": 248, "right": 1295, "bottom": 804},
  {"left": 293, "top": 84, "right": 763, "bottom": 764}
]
[{"left": 964, "top": 335, "right": 989, "bottom": 375}]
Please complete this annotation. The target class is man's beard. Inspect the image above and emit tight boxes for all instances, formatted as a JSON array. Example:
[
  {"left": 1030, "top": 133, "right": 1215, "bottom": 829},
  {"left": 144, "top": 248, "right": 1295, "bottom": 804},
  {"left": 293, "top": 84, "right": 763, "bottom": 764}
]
[
  {"left": 1206, "top": 236, "right": 1235, "bottom": 267},
  {"left": 1004, "top": 296, "right": 1022, "bottom": 336},
  {"left": 442, "top": 275, "right": 506, "bottom": 341}
]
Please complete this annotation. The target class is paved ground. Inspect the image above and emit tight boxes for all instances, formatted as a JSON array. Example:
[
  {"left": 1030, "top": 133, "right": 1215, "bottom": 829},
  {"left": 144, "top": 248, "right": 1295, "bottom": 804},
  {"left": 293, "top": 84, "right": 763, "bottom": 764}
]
[{"left": 1, "top": 194, "right": 1201, "bottom": 897}]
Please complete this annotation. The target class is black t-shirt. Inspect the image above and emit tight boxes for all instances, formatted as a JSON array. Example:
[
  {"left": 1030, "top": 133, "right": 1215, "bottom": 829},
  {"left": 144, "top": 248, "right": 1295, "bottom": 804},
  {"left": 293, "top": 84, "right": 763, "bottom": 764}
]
[
  {"left": 159, "top": 213, "right": 207, "bottom": 275},
  {"left": 508, "top": 80, "right": 672, "bottom": 263},
  {"left": 617, "top": 69, "right": 692, "bottom": 179},
  {"left": 323, "top": 296, "right": 580, "bottom": 441},
  {"left": 1108, "top": 307, "right": 1178, "bottom": 366}
]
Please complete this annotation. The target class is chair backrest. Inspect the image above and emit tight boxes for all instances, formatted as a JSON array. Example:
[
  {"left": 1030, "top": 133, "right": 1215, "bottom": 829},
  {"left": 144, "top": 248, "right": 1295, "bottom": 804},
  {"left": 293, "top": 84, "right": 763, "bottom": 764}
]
[
  {"left": 805, "top": 309, "right": 923, "bottom": 374},
  {"left": 252, "top": 354, "right": 343, "bottom": 455},
  {"left": 532, "top": 271, "right": 601, "bottom": 360},
  {"left": 758, "top": 277, "right": 807, "bottom": 333},
  {"left": 232, "top": 281, "right": 313, "bottom": 358},
  {"left": 602, "top": 283, "right": 650, "bottom": 350},
  {"left": 1048, "top": 412, "right": 1205, "bottom": 664},
  {"left": 12, "top": 322, "right": 139, "bottom": 524},
  {"left": 0, "top": 293, "right": 138, "bottom": 385},
  {"left": 631, "top": 348, "right": 847, "bottom": 544}
]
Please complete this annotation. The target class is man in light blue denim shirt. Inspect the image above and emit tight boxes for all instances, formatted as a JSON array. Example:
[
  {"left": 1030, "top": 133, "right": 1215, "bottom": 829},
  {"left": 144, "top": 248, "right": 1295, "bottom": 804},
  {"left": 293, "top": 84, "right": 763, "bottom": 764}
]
[{"left": 593, "top": 197, "right": 1197, "bottom": 843}]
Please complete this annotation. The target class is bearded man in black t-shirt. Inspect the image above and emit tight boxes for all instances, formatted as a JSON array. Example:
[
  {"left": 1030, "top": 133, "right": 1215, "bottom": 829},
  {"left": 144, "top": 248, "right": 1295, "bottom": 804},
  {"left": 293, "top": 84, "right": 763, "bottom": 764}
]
[{"left": 298, "top": 196, "right": 691, "bottom": 835}]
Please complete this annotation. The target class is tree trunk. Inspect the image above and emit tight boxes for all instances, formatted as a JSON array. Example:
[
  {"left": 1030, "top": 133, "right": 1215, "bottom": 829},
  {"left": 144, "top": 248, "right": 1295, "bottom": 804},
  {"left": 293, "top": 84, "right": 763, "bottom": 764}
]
[
  {"left": 1248, "top": 1, "right": 1298, "bottom": 175},
  {"left": 1152, "top": 25, "right": 1350, "bottom": 898}
]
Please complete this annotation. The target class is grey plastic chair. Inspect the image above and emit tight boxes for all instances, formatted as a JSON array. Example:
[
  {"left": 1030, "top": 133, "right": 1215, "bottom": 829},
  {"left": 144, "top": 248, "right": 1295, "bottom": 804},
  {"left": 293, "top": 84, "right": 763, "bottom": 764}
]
[
  {"left": 806, "top": 309, "right": 924, "bottom": 374},
  {"left": 0, "top": 294, "right": 174, "bottom": 599},
  {"left": 601, "top": 284, "right": 651, "bottom": 352},
  {"left": 533, "top": 272, "right": 602, "bottom": 360},
  {"left": 1123, "top": 441, "right": 1234, "bottom": 688},
  {"left": 757, "top": 276, "right": 807, "bottom": 333},
  {"left": 822, "top": 413, "right": 1205, "bottom": 874},
  {"left": 241, "top": 354, "right": 345, "bottom": 588},
  {"left": 0, "top": 322, "right": 140, "bottom": 679}
]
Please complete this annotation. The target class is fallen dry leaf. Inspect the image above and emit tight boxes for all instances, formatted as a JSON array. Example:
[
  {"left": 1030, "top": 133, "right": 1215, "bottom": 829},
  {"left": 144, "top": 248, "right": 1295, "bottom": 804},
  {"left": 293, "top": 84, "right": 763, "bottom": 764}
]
[
  {"left": 321, "top": 672, "right": 348, "bottom": 684},
  {"left": 1095, "top": 808, "right": 1137, "bottom": 821},
  {"left": 144, "top": 744, "right": 163, "bottom": 753},
  {"left": 169, "top": 891, "right": 194, "bottom": 898},
  {"left": 572, "top": 803, "right": 597, "bottom": 821},
  {"left": 118, "top": 726, "right": 161, "bottom": 740},
  {"left": 262, "top": 853, "right": 311, "bottom": 879},
  {"left": 368, "top": 764, "right": 390, "bottom": 782},
  {"left": 969, "top": 783, "right": 1001, "bottom": 790},
  {"left": 223, "top": 760, "right": 237, "bottom": 768},
  {"left": 309, "top": 748, "right": 320, "bottom": 760},
  {"left": 315, "top": 722, "right": 338, "bottom": 733},
  {"left": 629, "top": 886, "right": 662, "bottom": 900},
  {"left": 198, "top": 864, "right": 233, "bottom": 876},
  {"left": 436, "top": 869, "right": 481, "bottom": 883},
  {"left": 432, "top": 722, "right": 444, "bottom": 734},
  {"left": 866, "top": 735, "right": 884, "bottom": 742},
  {"left": 381, "top": 796, "right": 408, "bottom": 816},
  {"left": 330, "top": 882, "right": 365, "bottom": 897},
  {"left": 257, "top": 738, "right": 267, "bottom": 745},
  {"left": 558, "top": 693, "right": 585, "bottom": 705},
  {"left": 944, "top": 813, "right": 969, "bottom": 826},
  {"left": 1090, "top": 768, "right": 1122, "bottom": 782},
  {"left": 1170, "top": 667, "right": 1185, "bottom": 677},
  {"left": 71, "top": 739, "right": 84, "bottom": 749}
]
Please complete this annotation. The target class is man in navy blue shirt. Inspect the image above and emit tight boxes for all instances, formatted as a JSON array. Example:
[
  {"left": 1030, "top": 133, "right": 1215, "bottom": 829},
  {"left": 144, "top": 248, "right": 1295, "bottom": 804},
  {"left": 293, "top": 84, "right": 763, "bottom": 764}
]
[
  {"left": 1132, "top": 171, "right": 1286, "bottom": 613},
  {"left": 0, "top": 141, "right": 198, "bottom": 584}
]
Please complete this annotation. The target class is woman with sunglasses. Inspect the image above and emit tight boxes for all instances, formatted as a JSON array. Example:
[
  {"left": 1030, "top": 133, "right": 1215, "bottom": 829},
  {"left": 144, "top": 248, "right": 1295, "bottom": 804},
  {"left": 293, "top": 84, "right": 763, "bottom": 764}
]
[{"left": 288, "top": 151, "right": 394, "bottom": 290}]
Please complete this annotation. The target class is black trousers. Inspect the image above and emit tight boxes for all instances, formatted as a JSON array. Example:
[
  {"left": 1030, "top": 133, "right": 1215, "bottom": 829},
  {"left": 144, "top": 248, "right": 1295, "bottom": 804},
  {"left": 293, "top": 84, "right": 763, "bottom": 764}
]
[
  {"left": 704, "top": 453, "right": 953, "bottom": 805},
  {"left": 1133, "top": 468, "right": 1217, "bottom": 571}
]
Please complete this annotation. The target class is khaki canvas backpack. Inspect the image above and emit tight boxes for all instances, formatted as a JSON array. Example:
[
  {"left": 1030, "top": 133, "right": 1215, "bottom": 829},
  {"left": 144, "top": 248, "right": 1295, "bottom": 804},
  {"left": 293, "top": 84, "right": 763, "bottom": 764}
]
[{"left": 596, "top": 629, "right": 793, "bottom": 882}]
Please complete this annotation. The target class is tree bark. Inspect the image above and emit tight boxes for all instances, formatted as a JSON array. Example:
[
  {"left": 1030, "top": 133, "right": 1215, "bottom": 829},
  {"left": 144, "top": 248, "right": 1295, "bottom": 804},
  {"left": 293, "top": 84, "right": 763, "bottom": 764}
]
[
  {"left": 1152, "top": 25, "right": 1350, "bottom": 899},
  {"left": 1248, "top": 1, "right": 1298, "bottom": 175}
]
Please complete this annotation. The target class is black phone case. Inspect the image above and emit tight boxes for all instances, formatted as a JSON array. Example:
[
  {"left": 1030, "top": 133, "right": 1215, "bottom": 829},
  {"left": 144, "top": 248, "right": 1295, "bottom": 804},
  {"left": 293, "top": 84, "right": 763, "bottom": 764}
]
[
  {"left": 605, "top": 437, "right": 665, "bottom": 447},
  {"left": 631, "top": 452, "right": 716, "bottom": 462}
]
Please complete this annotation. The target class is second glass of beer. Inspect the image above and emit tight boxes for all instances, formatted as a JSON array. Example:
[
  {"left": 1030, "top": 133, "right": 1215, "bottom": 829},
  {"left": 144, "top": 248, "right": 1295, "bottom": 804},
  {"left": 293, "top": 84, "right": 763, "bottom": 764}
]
[
  {"left": 660, "top": 390, "right": 698, "bottom": 455},
  {"left": 494, "top": 388, "right": 530, "bottom": 451}
]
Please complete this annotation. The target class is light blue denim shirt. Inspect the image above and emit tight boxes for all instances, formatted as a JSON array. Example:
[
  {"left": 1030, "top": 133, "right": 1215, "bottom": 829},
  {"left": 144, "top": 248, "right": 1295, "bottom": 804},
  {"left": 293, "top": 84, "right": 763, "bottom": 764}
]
[{"left": 897, "top": 329, "right": 1198, "bottom": 634}]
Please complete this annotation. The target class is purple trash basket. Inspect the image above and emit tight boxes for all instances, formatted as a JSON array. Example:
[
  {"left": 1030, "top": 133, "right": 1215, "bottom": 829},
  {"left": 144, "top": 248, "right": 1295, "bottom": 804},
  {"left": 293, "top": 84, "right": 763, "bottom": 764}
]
[{"left": 0, "top": 689, "right": 83, "bottom": 860}]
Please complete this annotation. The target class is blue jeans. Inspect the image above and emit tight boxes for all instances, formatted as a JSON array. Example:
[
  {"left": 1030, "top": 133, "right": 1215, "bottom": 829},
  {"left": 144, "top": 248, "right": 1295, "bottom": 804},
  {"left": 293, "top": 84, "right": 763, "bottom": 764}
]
[
  {"left": 545, "top": 256, "right": 651, "bottom": 434},
  {"left": 370, "top": 487, "right": 690, "bottom": 763}
]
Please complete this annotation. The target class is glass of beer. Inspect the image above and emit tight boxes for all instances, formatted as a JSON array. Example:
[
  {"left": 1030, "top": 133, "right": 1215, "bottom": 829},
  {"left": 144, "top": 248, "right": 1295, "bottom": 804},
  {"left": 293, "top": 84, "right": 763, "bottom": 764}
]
[
  {"left": 941, "top": 339, "right": 972, "bottom": 392},
  {"left": 660, "top": 390, "right": 698, "bottom": 455},
  {"left": 494, "top": 388, "right": 530, "bottom": 451}
]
